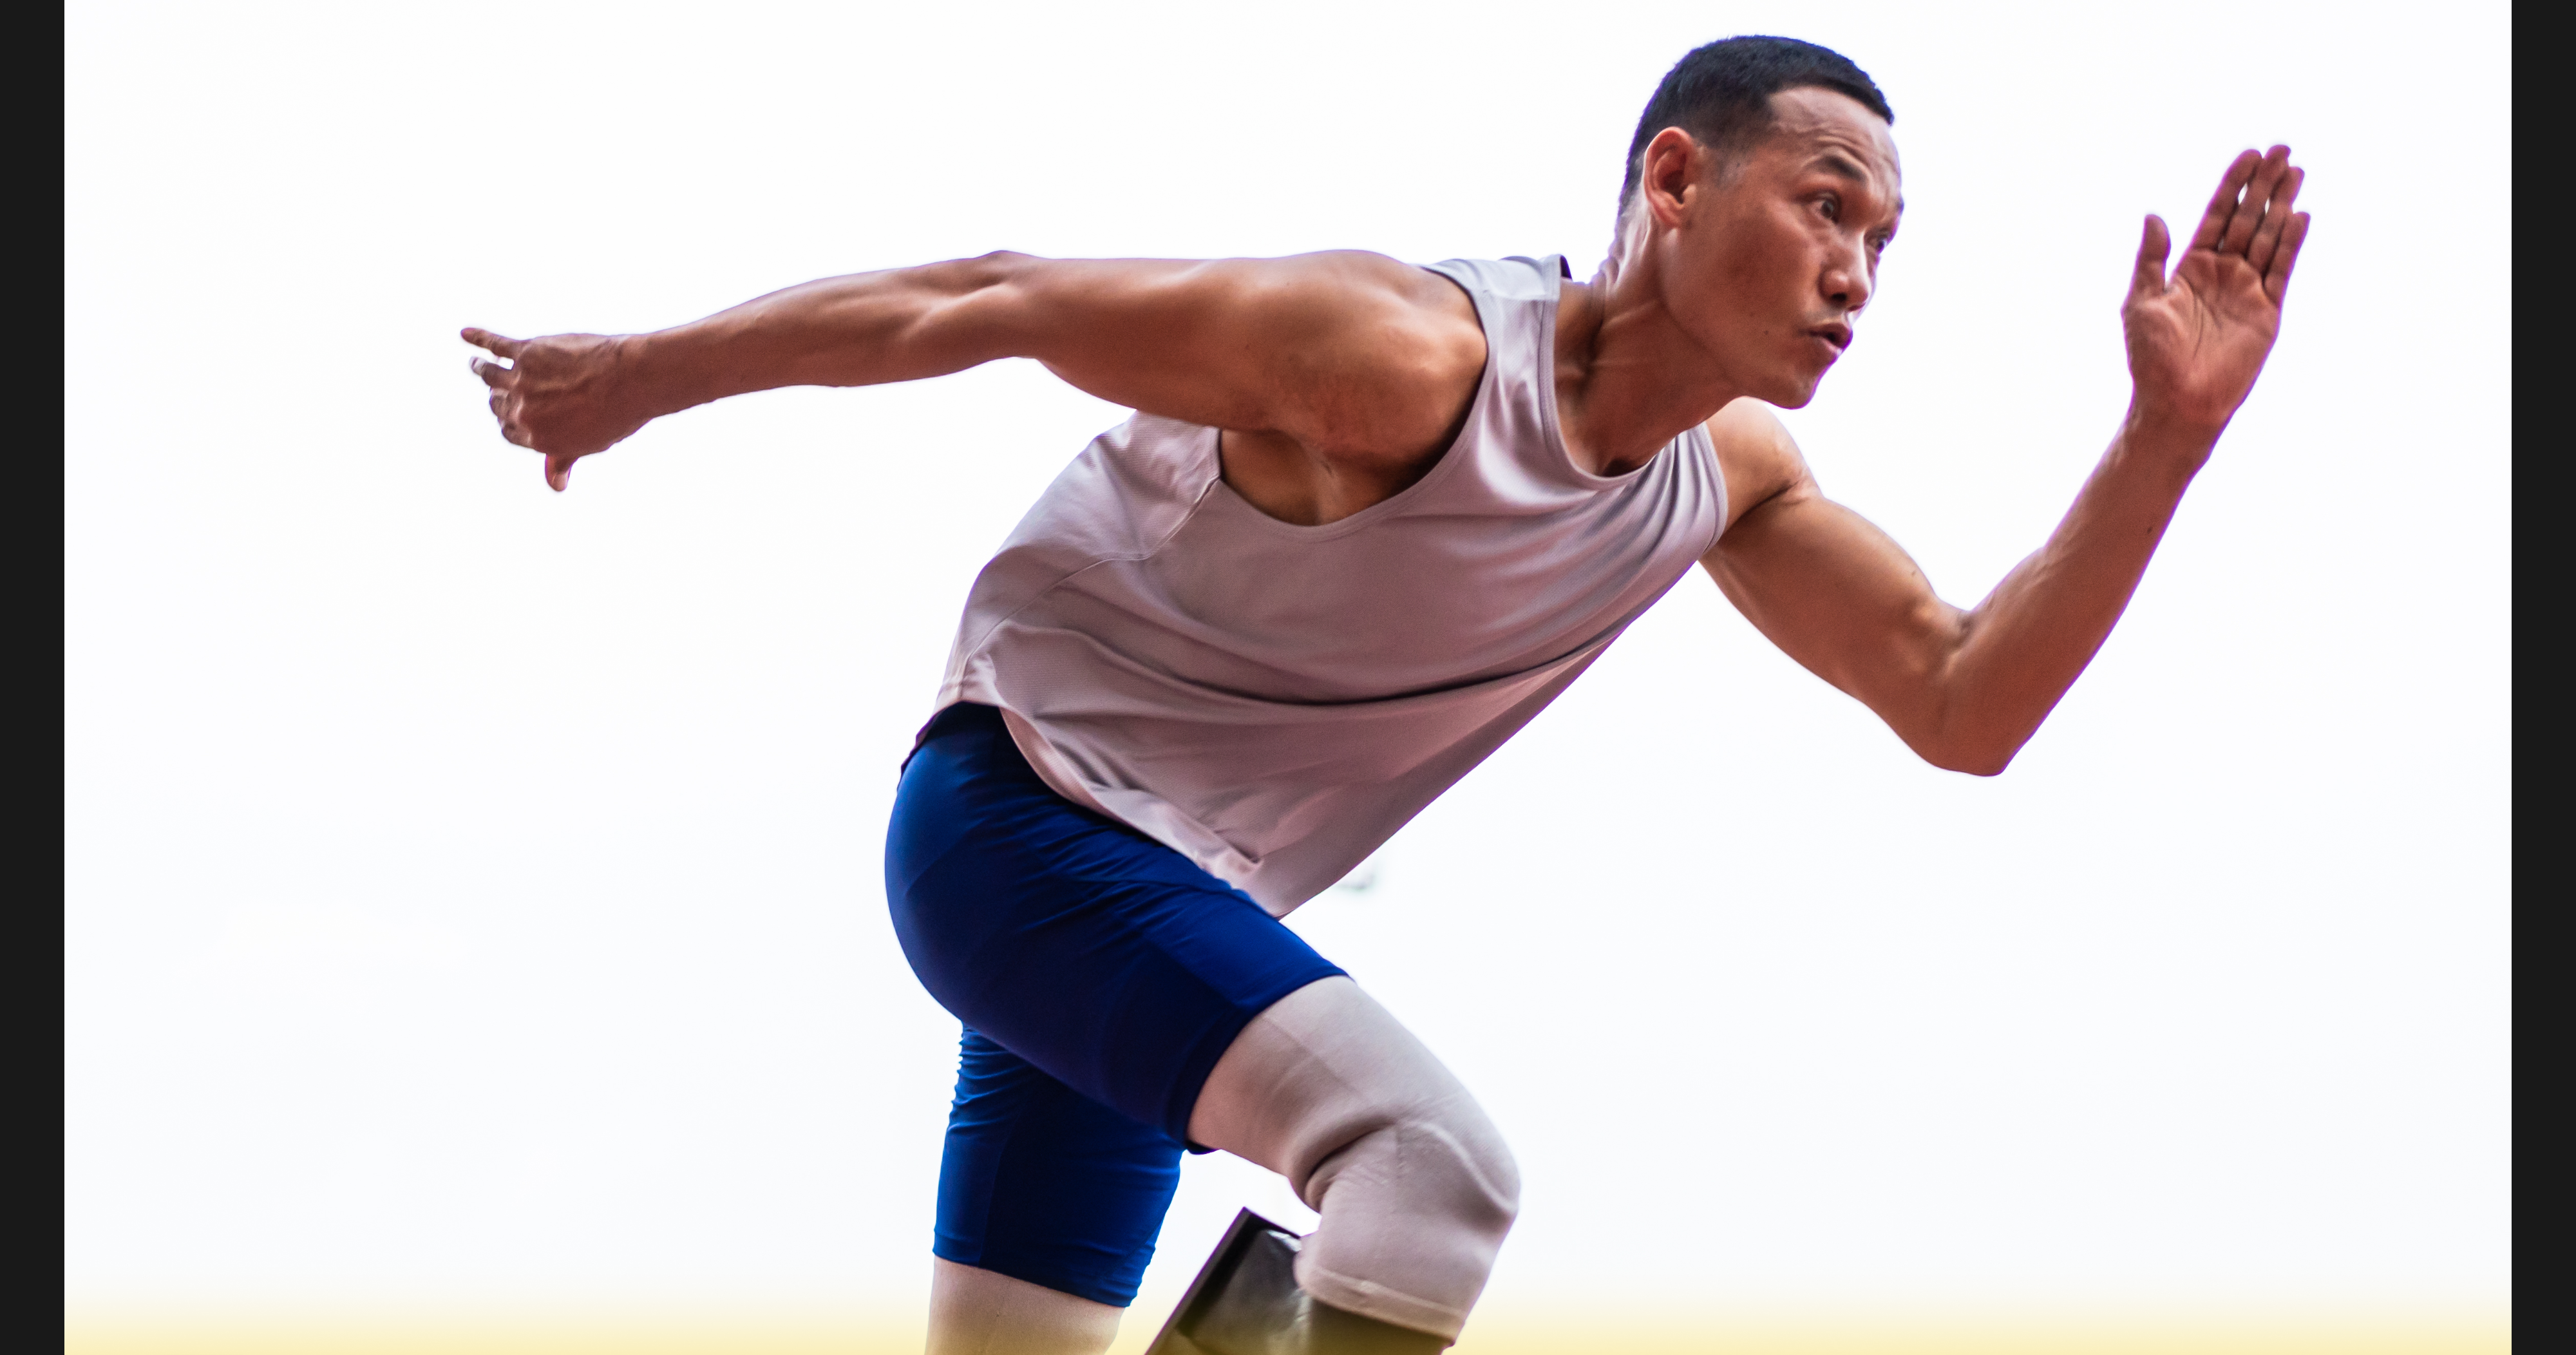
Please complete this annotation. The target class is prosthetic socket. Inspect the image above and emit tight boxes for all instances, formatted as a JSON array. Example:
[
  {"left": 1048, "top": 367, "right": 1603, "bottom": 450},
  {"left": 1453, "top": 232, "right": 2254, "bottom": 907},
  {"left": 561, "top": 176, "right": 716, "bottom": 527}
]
[{"left": 1173, "top": 977, "right": 1521, "bottom": 1350}]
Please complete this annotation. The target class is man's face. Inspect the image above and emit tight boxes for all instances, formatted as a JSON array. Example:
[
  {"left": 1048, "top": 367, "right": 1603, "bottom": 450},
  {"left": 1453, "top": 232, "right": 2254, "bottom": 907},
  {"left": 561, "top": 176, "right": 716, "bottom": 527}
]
[{"left": 1653, "top": 88, "right": 1903, "bottom": 408}]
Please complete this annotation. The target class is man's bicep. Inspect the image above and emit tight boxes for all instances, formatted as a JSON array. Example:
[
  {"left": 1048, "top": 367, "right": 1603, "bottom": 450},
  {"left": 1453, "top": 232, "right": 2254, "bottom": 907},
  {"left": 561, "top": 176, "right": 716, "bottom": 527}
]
[
  {"left": 1703, "top": 472, "right": 1964, "bottom": 726},
  {"left": 983, "top": 252, "right": 1477, "bottom": 444}
]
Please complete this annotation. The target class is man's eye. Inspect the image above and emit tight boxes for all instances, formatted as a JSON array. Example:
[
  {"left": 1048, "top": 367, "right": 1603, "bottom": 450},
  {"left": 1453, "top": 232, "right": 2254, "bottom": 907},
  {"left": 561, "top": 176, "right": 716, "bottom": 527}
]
[{"left": 1818, "top": 198, "right": 1840, "bottom": 221}]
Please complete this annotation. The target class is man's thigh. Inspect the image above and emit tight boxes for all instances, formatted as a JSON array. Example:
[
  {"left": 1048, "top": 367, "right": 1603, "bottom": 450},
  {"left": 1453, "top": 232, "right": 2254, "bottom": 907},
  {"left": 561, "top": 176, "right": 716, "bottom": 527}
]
[{"left": 886, "top": 701, "right": 1345, "bottom": 1142}]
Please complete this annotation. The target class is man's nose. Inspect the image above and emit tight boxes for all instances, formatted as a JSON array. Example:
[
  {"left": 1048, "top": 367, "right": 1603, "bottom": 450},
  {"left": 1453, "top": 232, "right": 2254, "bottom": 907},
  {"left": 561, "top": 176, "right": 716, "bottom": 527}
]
[{"left": 1824, "top": 244, "right": 1873, "bottom": 314}]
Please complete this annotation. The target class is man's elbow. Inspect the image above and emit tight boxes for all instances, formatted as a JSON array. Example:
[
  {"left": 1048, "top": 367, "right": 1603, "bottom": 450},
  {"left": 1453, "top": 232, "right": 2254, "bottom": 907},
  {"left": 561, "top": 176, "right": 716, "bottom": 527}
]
[
  {"left": 1908, "top": 730, "right": 2021, "bottom": 778},
  {"left": 1876, "top": 663, "right": 2030, "bottom": 776},
  {"left": 1931, "top": 749, "right": 2015, "bottom": 777}
]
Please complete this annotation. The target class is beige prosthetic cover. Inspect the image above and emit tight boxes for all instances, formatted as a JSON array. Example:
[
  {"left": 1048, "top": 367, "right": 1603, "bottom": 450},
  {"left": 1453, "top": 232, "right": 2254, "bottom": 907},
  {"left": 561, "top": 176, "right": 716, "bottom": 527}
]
[
  {"left": 927, "top": 1256, "right": 1122, "bottom": 1355},
  {"left": 1189, "top": 976, "right": 1521, "bottom": 1341}
]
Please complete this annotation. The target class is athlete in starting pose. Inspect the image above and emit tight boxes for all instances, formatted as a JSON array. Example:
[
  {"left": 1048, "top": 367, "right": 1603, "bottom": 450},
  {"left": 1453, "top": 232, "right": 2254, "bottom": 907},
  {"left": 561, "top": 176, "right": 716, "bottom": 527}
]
[{"left": 466, "top": 36, "right": 2307, "bottom": 1355}]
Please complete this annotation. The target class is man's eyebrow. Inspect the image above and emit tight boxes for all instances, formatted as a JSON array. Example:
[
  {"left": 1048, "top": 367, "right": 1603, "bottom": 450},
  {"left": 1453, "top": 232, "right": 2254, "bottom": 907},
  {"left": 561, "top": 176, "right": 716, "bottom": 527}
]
[{"left": 1810, "top": 151, "right": 1868, "bottom": 181}]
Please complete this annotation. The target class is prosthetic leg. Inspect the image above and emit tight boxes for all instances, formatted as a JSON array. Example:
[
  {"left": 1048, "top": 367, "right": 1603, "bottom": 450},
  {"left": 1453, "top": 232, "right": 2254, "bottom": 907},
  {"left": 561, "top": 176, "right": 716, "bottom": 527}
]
[{"left": 1143, "top": 1210, "right": 1448, "bottom": 1355}]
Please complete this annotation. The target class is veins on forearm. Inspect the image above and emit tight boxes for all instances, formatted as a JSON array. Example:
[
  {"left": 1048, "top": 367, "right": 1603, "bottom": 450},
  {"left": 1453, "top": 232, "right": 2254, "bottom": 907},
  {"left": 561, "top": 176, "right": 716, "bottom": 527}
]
[{"left": 629, "top": 256, "right": 1024, "bottom": 413}]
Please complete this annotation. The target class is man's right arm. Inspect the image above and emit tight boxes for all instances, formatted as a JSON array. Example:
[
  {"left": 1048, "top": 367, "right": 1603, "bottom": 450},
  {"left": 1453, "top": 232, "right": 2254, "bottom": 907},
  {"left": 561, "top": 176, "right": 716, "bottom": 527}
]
[
  {"left": 465, "top": 251, "right": 1482, "bottom": 491},
  {"left": 1701, "top": 147, "right": 2306, "bottom": 776}
]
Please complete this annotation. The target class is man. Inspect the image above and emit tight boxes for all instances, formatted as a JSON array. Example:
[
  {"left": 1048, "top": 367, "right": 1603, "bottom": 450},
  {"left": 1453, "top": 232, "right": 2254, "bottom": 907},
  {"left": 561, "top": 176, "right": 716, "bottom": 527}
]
[{"left": 466, "top": 35, "right": 2306, "bottom": 1355}]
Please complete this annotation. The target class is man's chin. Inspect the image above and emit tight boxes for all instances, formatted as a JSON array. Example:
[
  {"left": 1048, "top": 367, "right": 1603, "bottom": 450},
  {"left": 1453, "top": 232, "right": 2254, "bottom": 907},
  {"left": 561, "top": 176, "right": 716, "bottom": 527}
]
[{"left": 1757, "top": 374, "right": 1827, "bottom": 410}]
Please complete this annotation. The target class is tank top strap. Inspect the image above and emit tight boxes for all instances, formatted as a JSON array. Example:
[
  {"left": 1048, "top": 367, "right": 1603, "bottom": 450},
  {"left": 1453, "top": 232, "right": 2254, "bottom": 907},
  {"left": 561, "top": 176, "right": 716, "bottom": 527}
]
[
  {"left": 1419, "top": 256, "right": 1562, "bottom": 422},
  {"left": 1419, "top": 254, "right": 1690, "bottom": 502}
]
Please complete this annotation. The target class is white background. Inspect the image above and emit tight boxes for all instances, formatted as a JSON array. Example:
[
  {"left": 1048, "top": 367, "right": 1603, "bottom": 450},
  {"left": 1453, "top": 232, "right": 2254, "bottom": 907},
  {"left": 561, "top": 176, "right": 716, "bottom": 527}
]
[{"left": 66, "top": 0, "right": 2510, "bottom": 1325}]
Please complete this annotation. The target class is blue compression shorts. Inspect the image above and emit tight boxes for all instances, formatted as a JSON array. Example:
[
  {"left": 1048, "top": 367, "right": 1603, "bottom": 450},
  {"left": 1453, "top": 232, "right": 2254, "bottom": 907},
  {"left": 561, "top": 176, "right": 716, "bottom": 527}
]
[{"left": 885, "top": 703, "right": 1345, "bottom": 1305}]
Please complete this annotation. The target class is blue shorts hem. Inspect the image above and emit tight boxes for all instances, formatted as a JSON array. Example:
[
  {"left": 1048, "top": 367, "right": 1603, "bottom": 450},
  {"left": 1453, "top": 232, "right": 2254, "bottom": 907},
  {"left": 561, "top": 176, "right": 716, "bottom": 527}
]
[
  {"left": 931, "top": 1236, "right": 1145, "bottom": 1309},
  {"left": 1159, "top": 962, "right": 1343, "bottom": 1146}
]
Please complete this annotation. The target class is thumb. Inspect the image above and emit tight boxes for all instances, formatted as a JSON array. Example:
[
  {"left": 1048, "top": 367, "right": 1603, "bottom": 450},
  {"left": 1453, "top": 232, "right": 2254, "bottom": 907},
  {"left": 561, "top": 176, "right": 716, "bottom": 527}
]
[
  {"left": 546, "top": 453, "right": 574, "bottom": 493},
  {"left": 2132, "top": 213, "right": 2172, "bottom": 297}
]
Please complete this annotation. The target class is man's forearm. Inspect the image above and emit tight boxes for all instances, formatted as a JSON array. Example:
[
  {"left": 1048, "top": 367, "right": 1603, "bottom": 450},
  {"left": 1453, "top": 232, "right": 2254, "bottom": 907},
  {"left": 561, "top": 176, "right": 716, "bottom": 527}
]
[
  {"left": 1920, "top": 142, "right": 2304, "bottom": 770},
  {"left": 1933, "top": 403, "right": 2217, "bottom": 772},
  {"left": 616, "top": 254, "right": 1025, "bottom": 421}
]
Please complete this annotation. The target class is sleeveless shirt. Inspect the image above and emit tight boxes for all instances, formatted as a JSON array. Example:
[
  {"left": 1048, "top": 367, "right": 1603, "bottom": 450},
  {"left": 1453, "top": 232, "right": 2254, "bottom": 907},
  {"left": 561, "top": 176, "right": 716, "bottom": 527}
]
[{"left": 933, "top": 255, "right": 1728, "bottom": 915}]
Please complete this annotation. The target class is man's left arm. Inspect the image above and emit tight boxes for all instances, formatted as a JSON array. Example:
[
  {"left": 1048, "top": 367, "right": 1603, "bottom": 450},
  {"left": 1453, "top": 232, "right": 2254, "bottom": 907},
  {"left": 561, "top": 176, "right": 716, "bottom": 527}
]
[{"left": 1702, "top": 147, "right": 2309, "bottom": 775}]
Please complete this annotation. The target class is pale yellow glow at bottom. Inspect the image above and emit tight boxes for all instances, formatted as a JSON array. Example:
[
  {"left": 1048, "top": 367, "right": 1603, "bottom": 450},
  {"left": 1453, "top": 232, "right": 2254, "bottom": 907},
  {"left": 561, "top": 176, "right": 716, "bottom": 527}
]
[{"left": 62, "top": 1312, "right": 2512, "bottom": 1354}]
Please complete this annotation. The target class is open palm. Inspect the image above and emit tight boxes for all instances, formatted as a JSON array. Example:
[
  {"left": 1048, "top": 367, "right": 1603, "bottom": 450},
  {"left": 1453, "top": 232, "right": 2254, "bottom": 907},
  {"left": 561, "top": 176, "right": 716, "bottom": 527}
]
[{"left": 2123, "top": 146, "right": 2310, "bottom": 435}]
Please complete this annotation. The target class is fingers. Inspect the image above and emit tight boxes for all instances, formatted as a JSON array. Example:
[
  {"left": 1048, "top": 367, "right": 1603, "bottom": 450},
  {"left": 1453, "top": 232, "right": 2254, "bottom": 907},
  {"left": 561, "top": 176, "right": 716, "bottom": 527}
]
[
  {"left": 2218, "top": 146, "right": 2293, "bottom": 256},
  {"left": 2264, "top": 212, "right": 2312, "bottom": 305},
  {"left": 460, "top": 326, "right": 576, "bottom": 489},
  {"left": 460, "top": 327, "right": 526, "bottom": 359},
  {"left": 477, "top": 373, "right": 533, "bottom": 449},
  {"left": 2246, "top": 165, "right": 2305, "bottom": 275},
  {"left": 2131, "top": 213, "right": 2172, "bottom": 297},
  {"left": 466, "top": 335, "right": 538, "bottom": 453},
  {"left": 2189, "top": 149, "right": 2262, "bottom": 251}
]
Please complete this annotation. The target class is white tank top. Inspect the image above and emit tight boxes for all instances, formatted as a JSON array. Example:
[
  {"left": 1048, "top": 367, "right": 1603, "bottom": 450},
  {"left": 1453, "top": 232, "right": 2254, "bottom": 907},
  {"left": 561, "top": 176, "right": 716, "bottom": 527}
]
[{"left": 934, "top": 255, "right": 1727, "bottom": 914}]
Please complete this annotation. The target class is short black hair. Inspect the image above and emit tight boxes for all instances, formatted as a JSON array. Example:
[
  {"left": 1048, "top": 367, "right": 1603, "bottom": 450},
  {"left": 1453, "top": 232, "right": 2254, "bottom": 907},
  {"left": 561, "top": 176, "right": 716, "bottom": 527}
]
[{"left": 1618, "top": 36, "right": 1893, "bottom": 214}]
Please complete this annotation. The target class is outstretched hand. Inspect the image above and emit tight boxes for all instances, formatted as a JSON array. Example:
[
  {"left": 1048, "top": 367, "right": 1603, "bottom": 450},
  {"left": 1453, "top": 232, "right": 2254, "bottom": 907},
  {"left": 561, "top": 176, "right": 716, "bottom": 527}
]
[
  {"left": 2123, "top": 146, "right": 2309, "bottom": 440},
  {"left": 463, "top": 328, "right": 650, "bottom": 491}
]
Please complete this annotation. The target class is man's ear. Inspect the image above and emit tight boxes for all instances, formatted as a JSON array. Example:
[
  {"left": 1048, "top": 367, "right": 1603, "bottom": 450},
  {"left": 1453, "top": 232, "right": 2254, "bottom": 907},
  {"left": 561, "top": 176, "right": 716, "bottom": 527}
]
[{"left": 1639, "top": 127, "right": 1706, "bottom": 230}]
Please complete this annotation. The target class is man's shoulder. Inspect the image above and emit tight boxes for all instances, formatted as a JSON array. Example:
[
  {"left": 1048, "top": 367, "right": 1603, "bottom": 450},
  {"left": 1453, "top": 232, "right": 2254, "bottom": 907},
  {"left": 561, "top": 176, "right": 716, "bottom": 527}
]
[
  {"left": 1703, "top": 401, "right": 1812, "bottom": 540},
  {"left": 1705, "top": 399, "right": 1794, "bottom": 448}
]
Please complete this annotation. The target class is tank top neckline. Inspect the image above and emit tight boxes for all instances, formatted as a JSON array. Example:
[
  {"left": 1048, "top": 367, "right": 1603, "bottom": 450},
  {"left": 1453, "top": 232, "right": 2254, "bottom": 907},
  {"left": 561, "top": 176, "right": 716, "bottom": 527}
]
[{"left": 1204, "top": 405, "right": 1481, "bottom": 542}]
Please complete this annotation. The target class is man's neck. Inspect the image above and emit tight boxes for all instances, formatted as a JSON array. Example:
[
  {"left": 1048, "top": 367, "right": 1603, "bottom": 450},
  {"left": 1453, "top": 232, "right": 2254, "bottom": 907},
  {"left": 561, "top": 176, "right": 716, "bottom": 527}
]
[{"left": 1556, "top": 254, "right": 1741, "bottom": 476}]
